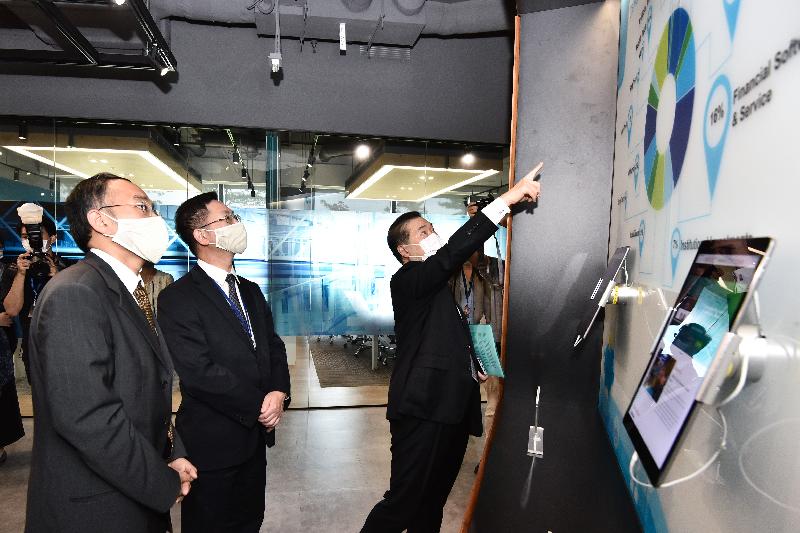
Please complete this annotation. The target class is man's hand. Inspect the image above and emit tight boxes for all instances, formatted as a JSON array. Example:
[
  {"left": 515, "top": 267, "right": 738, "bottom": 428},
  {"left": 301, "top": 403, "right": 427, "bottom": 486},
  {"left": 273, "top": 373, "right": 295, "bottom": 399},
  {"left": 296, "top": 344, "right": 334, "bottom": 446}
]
[
  {"left": 0, "top": 312, "right": 12, "bottom": 328},
  {"left": 466, "top": 204, "right": 479, "bottom": 218},
  {"left": 477, "top": 371, "right": 489, "bottom": 383},
  {"left": 500, "top": 162, "right": 543, "bottom": 207},
  {"left": 258, "top": 391, "right": 287, "bottom": 430},
  {"left": 168, "top": 458, "right": 198, "bottom": 504},
  {"left": 15, "top": 254, "right": 32, "bottom": 275}
]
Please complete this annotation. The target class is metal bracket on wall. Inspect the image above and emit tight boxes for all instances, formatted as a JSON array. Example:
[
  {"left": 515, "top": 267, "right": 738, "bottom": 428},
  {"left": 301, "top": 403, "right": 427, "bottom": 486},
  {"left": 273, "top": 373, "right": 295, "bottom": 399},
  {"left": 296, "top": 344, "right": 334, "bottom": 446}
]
[{"left": 527, "top": 386, "right": 543, "bottom": 458}]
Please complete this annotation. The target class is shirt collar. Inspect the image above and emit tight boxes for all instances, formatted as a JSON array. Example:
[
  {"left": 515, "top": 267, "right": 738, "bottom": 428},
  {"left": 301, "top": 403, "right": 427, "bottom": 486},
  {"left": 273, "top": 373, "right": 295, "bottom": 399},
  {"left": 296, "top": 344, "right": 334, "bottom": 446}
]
[
  {"left": 90, "top": 248, "right": 142, "bottom": 295},
  {"left": 197, "top": 259, "right": 237, "bottom": 287}
]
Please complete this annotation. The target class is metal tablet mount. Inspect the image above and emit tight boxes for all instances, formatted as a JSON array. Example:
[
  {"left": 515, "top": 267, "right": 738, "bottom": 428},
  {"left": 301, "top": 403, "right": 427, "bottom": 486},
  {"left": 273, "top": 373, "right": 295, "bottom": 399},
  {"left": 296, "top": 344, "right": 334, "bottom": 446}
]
[{"left": 696, "top": 292, "right": 787, "bottom": 405}]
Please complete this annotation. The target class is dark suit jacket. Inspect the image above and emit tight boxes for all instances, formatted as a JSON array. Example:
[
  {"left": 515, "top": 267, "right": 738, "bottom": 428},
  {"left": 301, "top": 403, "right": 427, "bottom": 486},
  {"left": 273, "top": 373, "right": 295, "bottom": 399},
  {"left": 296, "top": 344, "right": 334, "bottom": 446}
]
[
  {"left": 387, "top": 212, "right": 499, "bottom": 437},
  {"left": 157, "top": 266, "right": 290, "bottom": 471},
  {"left": 25, "top": 253, "right": 184, "bottom": 533}
]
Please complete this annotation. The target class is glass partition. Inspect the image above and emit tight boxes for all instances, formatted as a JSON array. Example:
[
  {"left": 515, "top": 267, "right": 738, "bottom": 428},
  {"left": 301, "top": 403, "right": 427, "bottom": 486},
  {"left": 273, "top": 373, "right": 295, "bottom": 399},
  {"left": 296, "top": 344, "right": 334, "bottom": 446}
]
[{"left": 1, "top": 117, "right": 508, "bottom": 410}]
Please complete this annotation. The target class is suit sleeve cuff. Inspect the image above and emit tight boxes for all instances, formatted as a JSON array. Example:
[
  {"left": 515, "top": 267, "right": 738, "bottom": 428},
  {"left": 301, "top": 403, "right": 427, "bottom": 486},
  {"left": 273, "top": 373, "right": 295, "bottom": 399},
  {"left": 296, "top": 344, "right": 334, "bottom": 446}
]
[{"left": 481, "top": 198, "right": 511, "bottom": 226}]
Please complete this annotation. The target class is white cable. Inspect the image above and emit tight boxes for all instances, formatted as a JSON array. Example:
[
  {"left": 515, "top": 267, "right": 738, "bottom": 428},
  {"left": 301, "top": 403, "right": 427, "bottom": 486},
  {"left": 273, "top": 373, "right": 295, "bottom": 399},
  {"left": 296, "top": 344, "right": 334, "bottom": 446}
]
[
  {"left": 629, "top": 409, "right": 727, "bottom": 489},
  {"left": 738, "top": 418, "right": 800, "bottom": 514}
]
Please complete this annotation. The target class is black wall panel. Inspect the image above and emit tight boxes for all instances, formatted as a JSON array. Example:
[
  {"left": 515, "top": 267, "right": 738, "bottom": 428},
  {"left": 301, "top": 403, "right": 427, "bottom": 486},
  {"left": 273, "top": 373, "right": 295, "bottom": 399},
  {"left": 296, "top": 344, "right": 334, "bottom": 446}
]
[{"left": 473, "top": 3, "right": 640, "bottom": 531}]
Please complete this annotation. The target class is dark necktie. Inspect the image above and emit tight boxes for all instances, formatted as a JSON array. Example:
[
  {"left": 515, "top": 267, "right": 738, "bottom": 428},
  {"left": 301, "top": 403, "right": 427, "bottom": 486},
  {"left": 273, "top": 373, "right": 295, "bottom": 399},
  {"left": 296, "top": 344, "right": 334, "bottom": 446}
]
[
  {"left": 133, "top": 281, "right": 158, "bottom": 336},
  {"left": 225, "top": 274, "right": 254, "bottom": 347}
]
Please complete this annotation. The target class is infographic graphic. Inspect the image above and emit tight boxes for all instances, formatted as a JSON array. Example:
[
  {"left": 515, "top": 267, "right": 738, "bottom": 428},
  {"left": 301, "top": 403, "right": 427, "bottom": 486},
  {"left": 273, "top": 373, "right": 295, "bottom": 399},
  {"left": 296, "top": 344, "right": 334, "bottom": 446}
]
[{"left": 643, "top": 8, "right": 695, "bottom": 210}]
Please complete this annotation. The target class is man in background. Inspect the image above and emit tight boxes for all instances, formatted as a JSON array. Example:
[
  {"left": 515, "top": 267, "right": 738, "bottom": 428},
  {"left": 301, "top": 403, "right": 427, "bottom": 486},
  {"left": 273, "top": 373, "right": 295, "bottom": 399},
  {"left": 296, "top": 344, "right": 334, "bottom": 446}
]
[
  {"left": 2, "top": 204, "right": 68, "bottom": 384},
  {"left": 159, "top": 192, "right": 290, "bottom": 533},
  {"left": 25, "top": 173, "right": 196, "bottom": 533}
]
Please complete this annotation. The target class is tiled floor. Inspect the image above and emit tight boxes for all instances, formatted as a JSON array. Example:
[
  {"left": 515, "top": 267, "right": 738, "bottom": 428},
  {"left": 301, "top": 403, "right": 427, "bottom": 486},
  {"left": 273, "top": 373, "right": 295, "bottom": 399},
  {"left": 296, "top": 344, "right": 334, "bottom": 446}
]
[{"left": 0, "top": 407, "right": 489, "bottom": 533}]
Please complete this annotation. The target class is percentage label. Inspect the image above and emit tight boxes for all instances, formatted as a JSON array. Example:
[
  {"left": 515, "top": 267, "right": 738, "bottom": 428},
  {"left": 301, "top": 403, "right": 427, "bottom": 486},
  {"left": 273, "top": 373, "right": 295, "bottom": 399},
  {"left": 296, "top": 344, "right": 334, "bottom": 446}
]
[{"left": 709, "top": 103, "right": 725, "bottom": 125}]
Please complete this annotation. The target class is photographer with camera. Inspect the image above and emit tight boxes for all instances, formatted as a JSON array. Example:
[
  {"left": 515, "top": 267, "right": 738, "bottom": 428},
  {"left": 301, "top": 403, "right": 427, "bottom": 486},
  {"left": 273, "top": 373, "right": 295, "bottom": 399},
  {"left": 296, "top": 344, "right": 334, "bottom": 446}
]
[{"left": 2, "top": 203, "right": 68, "bottom": 385}]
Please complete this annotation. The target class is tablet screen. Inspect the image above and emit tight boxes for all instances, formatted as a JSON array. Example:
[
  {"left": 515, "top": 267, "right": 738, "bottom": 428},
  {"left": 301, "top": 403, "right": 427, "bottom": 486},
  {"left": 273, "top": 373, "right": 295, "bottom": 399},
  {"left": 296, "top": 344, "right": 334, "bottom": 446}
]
[{"left": 624, "top": 237, "right": 772, "bottom": 484}]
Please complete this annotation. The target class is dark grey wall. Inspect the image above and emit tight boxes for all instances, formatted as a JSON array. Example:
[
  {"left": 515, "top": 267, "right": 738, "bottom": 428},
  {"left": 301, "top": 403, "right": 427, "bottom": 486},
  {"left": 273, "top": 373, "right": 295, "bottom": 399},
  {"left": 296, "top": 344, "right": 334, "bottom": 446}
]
[
  {"left": 0, "top": 21, "right": 512, "bottom": 143},
  {"left": 473, "top": 2, "right": 639, "bottom": 531}
]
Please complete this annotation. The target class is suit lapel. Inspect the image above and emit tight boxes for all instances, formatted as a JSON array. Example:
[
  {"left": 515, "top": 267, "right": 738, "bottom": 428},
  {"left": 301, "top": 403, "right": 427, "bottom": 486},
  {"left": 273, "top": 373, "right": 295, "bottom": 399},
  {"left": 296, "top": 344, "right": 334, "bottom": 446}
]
[
  {"left": 83, "top": 253, "right": 171, "bottom": 370},
  {"left": 190, "top": 266, "right": 255, "bottom": 352}
]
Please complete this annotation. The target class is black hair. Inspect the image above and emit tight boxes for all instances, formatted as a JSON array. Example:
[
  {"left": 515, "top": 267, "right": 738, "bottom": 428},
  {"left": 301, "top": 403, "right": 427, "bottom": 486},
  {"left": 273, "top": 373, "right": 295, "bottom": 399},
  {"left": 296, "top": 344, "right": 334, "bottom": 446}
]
[
  {"left": 64, "top": 173, "right": 130, "bottom": 253},
  {"left": 174, "top": 191, "right": 218, "bottom": 256},
  {"left": 387, "top": 211, "right": 422, "bottom": 263}
]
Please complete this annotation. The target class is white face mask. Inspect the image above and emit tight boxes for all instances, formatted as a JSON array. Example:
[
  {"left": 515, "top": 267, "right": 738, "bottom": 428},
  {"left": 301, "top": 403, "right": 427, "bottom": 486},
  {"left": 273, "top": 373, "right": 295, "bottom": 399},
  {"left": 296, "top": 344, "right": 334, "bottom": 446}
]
[
  {"left": 404, "top": 233, "right": 443, "bottom": 261},
  {"left": 100, "top": 212, "right": 171, "bottom": 264},
  {"left": 21, "top": 238, "right": 50, "bottom": 253},
  {"left": 208, "top": 222, "right": 248, "bottom": 254}
]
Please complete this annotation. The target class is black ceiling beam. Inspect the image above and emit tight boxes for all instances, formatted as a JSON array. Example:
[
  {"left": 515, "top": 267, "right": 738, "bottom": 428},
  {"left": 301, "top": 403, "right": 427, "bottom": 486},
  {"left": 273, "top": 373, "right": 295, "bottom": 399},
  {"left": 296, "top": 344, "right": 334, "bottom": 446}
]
[
  {"left": 33, "top": 0, "right": 100, "bottom": 65},
  {"left": 516, "top": 0, "right": 604, "bottom": 14},
  {"left": 0, "top": 49, "right": 155, "bottom": 70},
  {"left": 127, "top": 0, "right": 177, "bottom": 74}
]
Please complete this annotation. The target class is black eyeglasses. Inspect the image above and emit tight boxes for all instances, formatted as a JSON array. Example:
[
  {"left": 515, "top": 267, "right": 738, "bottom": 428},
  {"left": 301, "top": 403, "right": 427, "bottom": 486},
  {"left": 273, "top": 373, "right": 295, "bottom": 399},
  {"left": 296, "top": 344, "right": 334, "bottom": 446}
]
[
  {"left": 98, "top": 203, "right": 160, "bottom": 217},
  {"left": 199, "top": 213, "right": 241, "bottom": 228}
]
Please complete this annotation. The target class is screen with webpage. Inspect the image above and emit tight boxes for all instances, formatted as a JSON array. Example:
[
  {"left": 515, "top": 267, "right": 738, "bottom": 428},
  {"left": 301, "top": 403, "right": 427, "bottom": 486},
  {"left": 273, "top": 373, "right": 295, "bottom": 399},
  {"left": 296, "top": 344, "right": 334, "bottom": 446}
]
[{"left": 628, "top": 244, "right": 762, "bottom": 468}]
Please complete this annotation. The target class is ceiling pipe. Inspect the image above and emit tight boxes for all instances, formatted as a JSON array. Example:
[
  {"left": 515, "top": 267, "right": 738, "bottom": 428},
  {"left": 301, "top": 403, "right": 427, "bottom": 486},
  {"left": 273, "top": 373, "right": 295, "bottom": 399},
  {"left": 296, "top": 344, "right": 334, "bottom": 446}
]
[
  {"left": 341, "top": 0, "right": 374, "bottom": 13},
  {"left": 420, "top": 0, "right": 512, "bottom": 35},
  {"left": 148, "top": 0, "right": 511, "bottom": 36},
  {"left": 393, "top": 0, "right": 426, "bottom": 17}
]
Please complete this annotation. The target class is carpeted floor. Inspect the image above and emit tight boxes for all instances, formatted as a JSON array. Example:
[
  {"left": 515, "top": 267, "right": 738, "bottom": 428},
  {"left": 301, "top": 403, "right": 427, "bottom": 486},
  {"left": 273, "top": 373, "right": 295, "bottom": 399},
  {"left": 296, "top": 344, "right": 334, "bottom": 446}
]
[{"left": 310, "top": 337, "right": 394, "bottom": 388}]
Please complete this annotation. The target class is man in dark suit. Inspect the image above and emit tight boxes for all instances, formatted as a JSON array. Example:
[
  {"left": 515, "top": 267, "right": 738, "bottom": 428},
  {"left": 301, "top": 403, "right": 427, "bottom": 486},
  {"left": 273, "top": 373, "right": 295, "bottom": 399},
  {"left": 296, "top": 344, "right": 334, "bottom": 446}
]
[
  {"left": 25, "top": 173, "right": 197, "bottom": 533},
  {"left": 362, "top": 164, "right": 543, "bottom": 533},
  {"left": 158, "top": 192, "right": 290, "bottom": 533}
]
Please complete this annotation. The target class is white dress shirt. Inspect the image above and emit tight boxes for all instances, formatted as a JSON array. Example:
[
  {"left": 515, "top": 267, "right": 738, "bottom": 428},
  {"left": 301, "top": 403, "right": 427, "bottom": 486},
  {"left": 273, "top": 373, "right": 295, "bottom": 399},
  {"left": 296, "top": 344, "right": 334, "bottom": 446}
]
[
  {"left": 480, "top": 198, "right": 511, "bottom": 226},
  {"left": 197, "top": 259, "right": 255, "bottom": 348},
  {"left": 90, "top": 248, "right": 142, "bottom": 295}
]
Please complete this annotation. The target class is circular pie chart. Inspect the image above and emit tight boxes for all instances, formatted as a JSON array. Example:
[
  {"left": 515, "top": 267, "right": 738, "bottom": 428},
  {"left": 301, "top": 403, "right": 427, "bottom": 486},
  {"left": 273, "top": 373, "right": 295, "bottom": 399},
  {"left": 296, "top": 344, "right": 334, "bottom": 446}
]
[{"left": 643, "top": 8, "right": 695, "bottom": 210}]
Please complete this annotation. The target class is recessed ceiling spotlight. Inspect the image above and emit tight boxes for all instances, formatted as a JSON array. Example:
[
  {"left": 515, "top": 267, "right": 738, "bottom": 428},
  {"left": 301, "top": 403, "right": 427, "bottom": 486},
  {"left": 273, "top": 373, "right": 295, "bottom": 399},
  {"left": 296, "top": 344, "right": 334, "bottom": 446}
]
[
  {"left": 112, "top": 0, "right": 127, "bottom": 5},
  {"left": 355, "top": 143, "right": 371, "bottom": 161},
  {"left": 461, "top": 152, "right": 476, "bottom": 165},
  {"left": 232, "top": 151, "right": 240, "bottom": 165},
  {"left": 89, "top": 159, "right": 98, "bottom": 163},
  {"left": 400, "top": 186, "right": 406, "bottom": 190},
  {"left": 99, "top": 159, "right": 108, "bottom": 163},
  {"left": 427, "top": 176, "right": 434, "bottom": 180},
  {"left": 18, "top": 123, "right": 27, "bottom": 141},
  {"left": 408, "top": 187, "right": 413, "bottom": 190},
  {"left": 418, "top": 176, "right": 426, "bottom": 181}
]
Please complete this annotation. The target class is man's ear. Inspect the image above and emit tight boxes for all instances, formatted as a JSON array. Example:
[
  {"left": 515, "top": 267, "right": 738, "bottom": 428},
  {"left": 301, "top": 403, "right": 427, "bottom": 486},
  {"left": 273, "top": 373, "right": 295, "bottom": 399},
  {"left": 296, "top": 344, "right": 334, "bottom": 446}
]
[
  {"left": 193, "top": 228, "right": 211, "bottom": 248},
  {"left": 87, "top": 209, "right": 112, "bottom": 235},
  {"left": 397, "top": 244, "right": 410, "bottom": 261}
]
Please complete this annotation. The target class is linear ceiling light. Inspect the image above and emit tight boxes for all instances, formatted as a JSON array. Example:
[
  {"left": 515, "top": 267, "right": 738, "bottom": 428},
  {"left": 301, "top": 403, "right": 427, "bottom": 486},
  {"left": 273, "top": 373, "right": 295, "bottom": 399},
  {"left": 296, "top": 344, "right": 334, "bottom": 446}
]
[
  {"left": 3, "top": 146, "right": 200, "bottom": 194},
  {"left": 347, "top": 164, "right": 498, "bottom": 202}
]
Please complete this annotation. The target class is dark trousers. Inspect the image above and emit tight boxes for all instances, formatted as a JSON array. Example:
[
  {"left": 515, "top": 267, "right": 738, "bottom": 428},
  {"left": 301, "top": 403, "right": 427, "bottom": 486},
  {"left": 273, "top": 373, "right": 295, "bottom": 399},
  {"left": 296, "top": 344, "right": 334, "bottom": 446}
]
[
  {"left": 180, "top": 448, "right": 267, "bottom": 533},
  {"left": 361, "top": 415, "right": 470, "bottom": 533},
  {"left": 0, "top": 379, "right": 25, "bottom": 448}
]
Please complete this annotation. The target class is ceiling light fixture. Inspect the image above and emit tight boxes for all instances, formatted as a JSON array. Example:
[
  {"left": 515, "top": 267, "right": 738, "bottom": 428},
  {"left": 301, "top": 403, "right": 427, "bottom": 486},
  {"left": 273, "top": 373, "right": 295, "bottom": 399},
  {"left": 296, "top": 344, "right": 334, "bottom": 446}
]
[
  {"left": 66, "top": 132, "right": 75, "bottom": 149},
  {"left": 112, "top": 0, "right": 127, "bottom": 6},
  {"left": 18, "top": 123, "right": 27, "bottom": 141},
  {"left": 232, "top": 151, "right": 240, "bottom": 165},
  {"left": 13, "top": 169, "right": 19, "bottom": 181},
  {"left": 461, "top": 152, "right": 476, "bottom": 166},
  {"left": 241, "top": 167, "right": 248, "bottom": 179},
  {"left": 355, "top": 143, "right": 371, "bottom": 161},
  {"left": 348, "top": 164, "right": 499, "bottom": 201}
]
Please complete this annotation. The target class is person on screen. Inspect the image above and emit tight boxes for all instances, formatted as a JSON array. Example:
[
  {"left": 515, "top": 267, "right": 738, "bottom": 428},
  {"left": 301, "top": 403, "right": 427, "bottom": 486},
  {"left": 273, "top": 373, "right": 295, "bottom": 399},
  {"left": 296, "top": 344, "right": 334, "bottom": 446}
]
[{"left": 361, "top": 164, "right": 542, "bottom": 533}]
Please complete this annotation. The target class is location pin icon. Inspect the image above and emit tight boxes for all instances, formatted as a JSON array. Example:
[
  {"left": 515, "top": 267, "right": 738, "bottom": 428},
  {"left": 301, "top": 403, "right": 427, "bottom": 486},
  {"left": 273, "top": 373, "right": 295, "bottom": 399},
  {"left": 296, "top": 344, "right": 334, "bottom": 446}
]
[
  {"left": 723, "top": 0, "right": 742, "bottom": 40},
  {"left": 703, "top": 75, "right": 732, "bottom": 198},
  {"left": 633, "top": 153, "right": 640, "bottom": 191},
  {"left": 638, "top": 220, "right": 645, "bottom": 256},
  {"left": 670, "top": 228, "right": 681, "bottom": 280}
]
